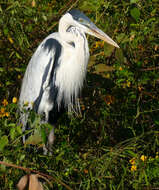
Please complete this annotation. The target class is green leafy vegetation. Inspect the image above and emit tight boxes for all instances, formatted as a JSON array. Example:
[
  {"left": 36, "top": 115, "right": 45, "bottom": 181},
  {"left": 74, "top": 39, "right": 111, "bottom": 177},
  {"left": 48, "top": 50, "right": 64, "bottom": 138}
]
[{"left": 0, "top": 0, "right": 159, "bottom": 189}]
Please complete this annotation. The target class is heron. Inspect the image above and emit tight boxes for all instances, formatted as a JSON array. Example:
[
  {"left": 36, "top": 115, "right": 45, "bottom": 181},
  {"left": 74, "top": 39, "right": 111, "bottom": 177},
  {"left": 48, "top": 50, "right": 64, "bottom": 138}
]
[{"left": 19, "top": 9, "right": 119, "bottom": 154}]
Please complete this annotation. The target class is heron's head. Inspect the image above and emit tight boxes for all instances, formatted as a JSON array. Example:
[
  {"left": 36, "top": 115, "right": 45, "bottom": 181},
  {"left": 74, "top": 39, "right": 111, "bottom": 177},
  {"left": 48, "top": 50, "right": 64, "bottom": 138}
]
[{"left": 63, "top": 9, "right": 119, "bottom": 48}]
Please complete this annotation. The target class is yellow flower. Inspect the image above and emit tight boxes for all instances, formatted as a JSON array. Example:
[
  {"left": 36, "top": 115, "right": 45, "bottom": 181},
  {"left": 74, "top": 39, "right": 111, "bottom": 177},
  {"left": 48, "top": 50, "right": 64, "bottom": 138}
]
[
  {"left": 130, "top": 34, "right": 135, "bottom": 41},
  {"left": 104, "top": 95, "right": 115, "bottom": 105},
  {"left": 95, "top": 41, "right": 104, "bottom": 48},
  {"left": 140, "top": 155, "right": 147, "bottom": 162},
  {"left": 81, "top": 104, "right": 85, "bottom": 111},
  {"left": 2, "top": 99, "right": 8, "bottom": 106},
  {"left": 119, "top": 66, "right": 123, "bottom": 71},
  {"left": 8, "top": 36, "right": 14, "bottom": 44},
  {"left": 84, "top": 169, "right": 88, "bottom": 174},
  {"left": 12, "top": 97, "right": 17, "bottom": 103},
  {"left": 0, "top": 107, "right": 6, "bottom": 118},
  {"left": 129, "top": 158, "right": 136, "bottom": 165},
  {"left": 18, "top": 75, "right": 21, "bottom": 79},
  {"left": 131, "top": 165, "right": 137, "bottom": 171},
  {"left": 138, "top": 86, "right": 142, "bottom": 91},
  {"left": 0, "top": 107, "right": 5, "bottom": 114},
  {"left": 5, "top": 112, "right": 10, "bottom": 117},
  {"left": 155, "top": 152, "right": 158, "bottom": 159},
  {"left": 104, "top": 73, "right": 110, "bottom": 79},
  {"left": 31, "top": 0, "right": 36, "bottom": 7},
  {"left": 127, "top": 81, "right": 131, "bottom": 87}
]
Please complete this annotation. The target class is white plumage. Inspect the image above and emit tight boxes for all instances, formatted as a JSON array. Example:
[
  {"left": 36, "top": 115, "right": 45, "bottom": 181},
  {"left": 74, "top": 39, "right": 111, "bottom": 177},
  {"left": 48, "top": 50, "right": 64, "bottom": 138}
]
[{"left": 19, "top": 9, "right": 119, "bottom": 153}]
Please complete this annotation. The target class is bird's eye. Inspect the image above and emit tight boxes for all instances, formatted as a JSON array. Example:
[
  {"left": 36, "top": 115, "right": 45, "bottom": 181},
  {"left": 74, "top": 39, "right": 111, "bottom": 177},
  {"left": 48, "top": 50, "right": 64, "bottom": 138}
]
[
  {"left": 79, "top": 18, "right": 90, "bottom": 27},
  {"left": 79, "top": 18, "right": 84, "bottom": 22}
]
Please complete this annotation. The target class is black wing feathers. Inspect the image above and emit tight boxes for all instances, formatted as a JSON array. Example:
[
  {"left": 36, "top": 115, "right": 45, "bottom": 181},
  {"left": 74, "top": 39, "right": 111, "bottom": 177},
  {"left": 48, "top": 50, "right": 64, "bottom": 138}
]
[{"left": 34, "top": 38, "right": 62, "bottom": 122}]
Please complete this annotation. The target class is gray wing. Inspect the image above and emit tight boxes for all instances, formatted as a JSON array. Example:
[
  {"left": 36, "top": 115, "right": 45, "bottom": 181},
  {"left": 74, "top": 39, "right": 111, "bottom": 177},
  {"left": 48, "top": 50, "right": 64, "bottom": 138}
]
[{"left": 19, "top": 33, "right": 62, "bottom": 127}]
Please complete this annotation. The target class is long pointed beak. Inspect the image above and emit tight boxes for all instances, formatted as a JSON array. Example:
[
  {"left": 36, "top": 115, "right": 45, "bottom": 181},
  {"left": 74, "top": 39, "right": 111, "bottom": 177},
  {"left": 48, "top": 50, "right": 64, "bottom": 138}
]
[{"left": 88, "top": 25, "right": 119, "bottom": 48}]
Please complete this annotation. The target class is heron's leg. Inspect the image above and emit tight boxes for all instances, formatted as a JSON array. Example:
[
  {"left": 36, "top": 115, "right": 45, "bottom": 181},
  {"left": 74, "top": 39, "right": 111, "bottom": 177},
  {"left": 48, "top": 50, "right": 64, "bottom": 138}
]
[
  {"left": 19, "top": 112, "right": 29, "bottom": 143},
  {"left": 43, "top": 144, "right": 48, "bottom": 155},
  {"left": 48, "top": 127, "right": 55, "bottom": 155},
  {"left": 42, "top": 110, "right": 56, "bottom": 155},
  {"left": 43, "top": 126, "right": 55, "bottom": 155}
]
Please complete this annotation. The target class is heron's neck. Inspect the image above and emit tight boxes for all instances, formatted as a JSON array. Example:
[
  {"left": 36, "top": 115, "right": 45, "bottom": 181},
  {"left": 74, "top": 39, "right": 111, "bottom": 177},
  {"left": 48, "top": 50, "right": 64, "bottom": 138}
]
[
  {"left": 58, "top": 17, "right": 77, "bottom": 43},
  {"left": 58, "top": 16, "right": 89, "bottom": 56}
]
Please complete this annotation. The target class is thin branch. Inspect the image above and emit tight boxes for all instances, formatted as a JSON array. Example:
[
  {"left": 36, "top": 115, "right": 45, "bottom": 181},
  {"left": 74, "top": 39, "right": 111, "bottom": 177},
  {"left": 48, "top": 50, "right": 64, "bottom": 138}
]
[
  {"left": 0, "top": 161, "right": 73, "bottom": 190},
  {"left": 139, "top": 66, "right": 159, "bottom": 71}
]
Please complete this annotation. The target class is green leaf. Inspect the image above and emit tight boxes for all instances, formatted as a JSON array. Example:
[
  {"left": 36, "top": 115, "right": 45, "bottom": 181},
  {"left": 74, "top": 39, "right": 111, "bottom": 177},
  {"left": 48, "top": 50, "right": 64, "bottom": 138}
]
[
  {"left": 0, "top": 136, "right": 9, "bottom": 151},
  {"left": 0, "top": 67, "right": 4, "bottom": 72},
  {"left": 3, "top": 27, "right": 9, "bottom": 36},
  {"left": 79, "top": 0, "right": 101, "bottom": 11},
  {"left": 88, "top": 56, "right": 96, "bottom": 70},
  {"left": 137, "top": 61, "right": 143, "bottom": 67},
  {"left": 130, "top": 94, "right": 136, "bottom": 99},
  {"left": 14, "top": 67, "right": 24, "bottom": 72},
  {"left": 130, "top": 0, "right": 139, "bottom": 4},
  {"left": 115, "top": 49, "right": 124, "bottom": 63},
  {"left": 15, "top": 52, "right": 22, "bottom": 59},
  {"left": 95, "top": 64, "right": 114, "bottom": 73},
  {"left": 16, "top": 125, "right": 22, "bottom": 134},
  {"left": 40, "top": 127, "right": 47, "bottom": 144},
  {"left": 130, "top": 8, "right": 140, "bottom": 21},
  {"left": 6, "top": 81, "right": 12, "bottom": 86},
  {"left": 104, "top": 44, "right": 115, "bottom": 57},
  {"left": 0, "top": 5, "right": 2, "bottom": 12},
  {"left": 154, "top": 120, "right": 159, "bottom": 125},
  {"left": 10, "top": 127, "right": 16, "bottom": 140},
  {"left": 25, "top": 133, "right": 42, "bottom": 145},
  {"left": 117, "top": 33, "right": 129, "bottom": 44}
]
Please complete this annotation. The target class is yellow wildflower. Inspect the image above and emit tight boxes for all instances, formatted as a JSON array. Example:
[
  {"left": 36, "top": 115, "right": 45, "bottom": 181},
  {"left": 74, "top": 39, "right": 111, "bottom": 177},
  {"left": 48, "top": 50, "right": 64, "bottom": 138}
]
[
  {"left": 104, "top": 95, "right": 115, "bottom": 105},
  {"left": 8, "top": 36, "right": 14, "bottom": 44},
  {"left": 131, "top": 165, "right": 137, "bottom": 171},
  {"left": 81, "top": 104, "right": 85, "bottom": 111},
  {"left": 119, "top": 67, "right": 123, "bottom": 71},
  {"left": 127, "top": 81, "right": 131, "bottom": 87},
  {"left": 95, "top": 41, "right": 104, "bottom": 48},
  {"left": 140, "top": 155, "right": 147, "bottom": 162},
  {"left": 32, "top": 0, "right": 36, "bottom": 7},
  {"left": 84, "top": 169, "right": 88, "bottom": 174},
  {"left": 2, "top": 99, "right": 8, "bottom": 106},
  {"left": 0, "top": 107, "right": 6, "bottom": 118},
  {"left": 155, "top": 152, "right": 158, "bottom": 159},
  {"left": 5, "top": 112, "right": 10, "bottom": 117},
  {"left": 12, "top": 97, "right": 17, "bottom": 103},
  {"left": 130, "top": 34, "right": 135, "bottom": 41},
  {"left": 129, "top": 158, "right": 136, "bottom": 165},
  {"left": 18, "top": 75, "right": 21, "bottom": 79},
  {"left": 0, "top": 107, "right": 5, "bottom": 114},
  {"left": 138, "top": 86, "right": 142, "bottom": 91},
  {"left": 105, "top": 73, "right": 110, "bottom": 79}
]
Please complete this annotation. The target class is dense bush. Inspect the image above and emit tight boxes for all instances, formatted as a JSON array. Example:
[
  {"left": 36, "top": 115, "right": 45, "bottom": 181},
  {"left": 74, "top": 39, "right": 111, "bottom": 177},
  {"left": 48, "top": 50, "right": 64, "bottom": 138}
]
[{"left": 0, "top": 0, "right": 159, "bottom": 189}]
